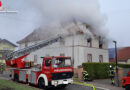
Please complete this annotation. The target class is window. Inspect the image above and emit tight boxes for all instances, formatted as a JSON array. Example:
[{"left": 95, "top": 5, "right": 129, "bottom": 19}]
[
  {"left": 87, "top": 54, "right": 92, "bottom": 62},
  {"left": 99, "top": 36, "right": 103, "bottom": 49},
  {"left": 3, "top": 47, "right": 10, "bottom": 50},
  {"left": 60, "top": 53, "right": 65, "bottom": 56},
  {"left": 87, "top": 38, "right": 92, "bottom": 47},
  {"left": 60, "top": 38, "right": 65, "bottom": 45},
  {"left": 25, "top": 43, "right": 28, "bottom": 47},
  {"left": 0, "top": 54, "right": 2, "bottom": 58},
  {"left": 52, "top": 58, "right": 72, "bottom": 68},
  {"left": 99, "top": 55, "right": 103, "bottom": 63},
  {"left": 45, "top": 59, "right": 51, "bottom": 67},
  {"left": 46, "top": 54, "right": 50, "bottom": 57},
  {"left": 34, "top": 55, "right": 37, "bottom": 63},
  {"left": 42, "top": 60, "right": 44, "bottom": 66},
  {"left": 99, "top": 44, "right": 103, "bottom": 49}
]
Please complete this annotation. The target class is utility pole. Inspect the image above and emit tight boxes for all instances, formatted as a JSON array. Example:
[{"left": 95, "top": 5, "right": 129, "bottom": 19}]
[{"left": 113, "top": 41, "right": 119, "bottom": 87}]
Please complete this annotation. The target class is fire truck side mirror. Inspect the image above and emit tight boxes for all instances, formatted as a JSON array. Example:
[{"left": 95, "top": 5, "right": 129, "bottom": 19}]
[{"left": 128, "top": 71, "right": 130, "bottom": 76}]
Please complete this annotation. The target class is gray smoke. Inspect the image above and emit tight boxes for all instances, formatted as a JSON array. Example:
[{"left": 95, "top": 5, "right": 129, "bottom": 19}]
[{"left": 28, "top": 0, "right": 108, "bottom": 40}]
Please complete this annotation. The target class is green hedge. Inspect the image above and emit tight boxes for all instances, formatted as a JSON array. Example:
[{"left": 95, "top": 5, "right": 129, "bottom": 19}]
[{"left": 82, "top": 63, "right": 130, "bottom": 79}]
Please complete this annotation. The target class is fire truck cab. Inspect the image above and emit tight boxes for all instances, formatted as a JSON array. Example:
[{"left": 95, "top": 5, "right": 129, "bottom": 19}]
[
  {"left": 122, "top": 71, "right": 130, "bottom": 90},
  {"left": 10, "top": 56, "right": 73, "bottom": 89}
]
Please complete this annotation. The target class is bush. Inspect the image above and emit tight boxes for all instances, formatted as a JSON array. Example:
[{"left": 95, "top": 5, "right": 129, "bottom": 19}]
[
  {"left": 0, "top": 63, "right": 5, "bottom": 74},
  {"left": 82, "top": 63, "right": 130, "bottom": 79}
]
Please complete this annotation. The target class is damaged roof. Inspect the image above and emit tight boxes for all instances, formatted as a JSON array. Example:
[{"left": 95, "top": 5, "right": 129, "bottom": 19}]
[
  {"left": 17, "top": 24, "right": 96, "bottom": 44},
  {"left": 0, "top": 39, "right": 17, "bottom": 47},
  {"left": 17, "top": 28, "right": 55, "bottom": 44}
]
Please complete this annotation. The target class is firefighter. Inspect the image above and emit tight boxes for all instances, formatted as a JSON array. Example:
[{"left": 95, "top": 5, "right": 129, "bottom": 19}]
[
  {"left": 83, "top": 70, "right": 89, "bottom": 82},
  {"left": 109, "top": 65, "right": 115, "bottom": 85}
]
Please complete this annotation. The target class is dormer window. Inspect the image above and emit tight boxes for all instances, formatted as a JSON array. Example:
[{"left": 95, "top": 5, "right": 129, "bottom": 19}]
[
  {"left": 99, "top": 36, "right": 103, "bottom": 49},
  {"left": 99, "top": 44, "right": 103, "bottom": 49}
]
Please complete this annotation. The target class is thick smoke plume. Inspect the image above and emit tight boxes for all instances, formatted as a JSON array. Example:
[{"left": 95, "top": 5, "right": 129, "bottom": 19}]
[{"left": 28, "top": 0, "right": 108, "bottom": 40}]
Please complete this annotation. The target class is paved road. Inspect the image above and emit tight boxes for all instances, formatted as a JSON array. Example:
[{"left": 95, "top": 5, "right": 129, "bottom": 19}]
[
  {"left": 64, "top": 84, "right": 101, "bottom": 90},
  {"left": 41, "top": 84, "right": 100, "bottom": 90}
]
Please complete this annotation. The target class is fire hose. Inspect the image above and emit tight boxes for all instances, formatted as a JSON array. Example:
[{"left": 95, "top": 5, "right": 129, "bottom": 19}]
[{"left": 73, "top": 82, "right": 95, "bottom": 90}]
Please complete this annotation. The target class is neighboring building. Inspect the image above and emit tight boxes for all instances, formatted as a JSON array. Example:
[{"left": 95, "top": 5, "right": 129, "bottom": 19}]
[
  {"left": 0, "top": 39, "right": 17, "bottom": 63},
  {"left": 17, "top": 24, "right": 109, "bottom": 68},
  {"left": 109, "top": 47, "right": 130, "bottom": 64}
]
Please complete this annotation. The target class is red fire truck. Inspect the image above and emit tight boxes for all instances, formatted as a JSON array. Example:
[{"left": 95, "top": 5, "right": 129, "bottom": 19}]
[
  {"left": 4, "top": 36, "right": 73, "bottom": 89},
  {"left": 122, "top": 71, "right": 130, "bottom": 90}
]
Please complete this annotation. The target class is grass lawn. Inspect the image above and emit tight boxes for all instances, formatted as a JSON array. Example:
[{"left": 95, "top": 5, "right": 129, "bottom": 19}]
[{"left": 0, "top": 79, "right": 38, "bottom": 90}]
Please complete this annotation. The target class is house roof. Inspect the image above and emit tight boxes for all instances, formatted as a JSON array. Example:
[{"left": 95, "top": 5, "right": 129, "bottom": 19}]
[
  {"left": 117, "top": 47, "right": 130, "bottom": 61},
  {"left": 109, "top": 47, "right": 130, "bottom": 61},
  {"left": 17, "top": 28, "right": 56, "bottom": 44},
  {"left": 17, "top": 24, "right": 97, "bottom": 44},
  {"left": 0, "top": 39, "right": 17, "bottom": 47}
]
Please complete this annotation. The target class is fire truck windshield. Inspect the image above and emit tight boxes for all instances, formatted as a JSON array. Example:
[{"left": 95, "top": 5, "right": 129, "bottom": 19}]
[{"left": 52, "top": 58, "right": 72, "bottom": 68}]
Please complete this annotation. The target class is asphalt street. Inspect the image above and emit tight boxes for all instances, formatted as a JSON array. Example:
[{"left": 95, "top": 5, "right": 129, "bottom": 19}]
[
  {"left": 46, "top": 84, "right": 101, "bottom": 90},
  {"left": 63, "top": 84, "right": 101, "bottom": 90}
]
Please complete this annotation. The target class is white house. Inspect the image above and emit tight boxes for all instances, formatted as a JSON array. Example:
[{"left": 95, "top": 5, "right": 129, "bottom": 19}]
[{"left": 17, "top": 24, "right": 109, "bottom": 68}]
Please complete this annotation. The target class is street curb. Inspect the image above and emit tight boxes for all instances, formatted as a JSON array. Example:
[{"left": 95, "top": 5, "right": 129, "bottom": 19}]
[{"left": 73, "top": 82, "right": 95, "bottom": 90}]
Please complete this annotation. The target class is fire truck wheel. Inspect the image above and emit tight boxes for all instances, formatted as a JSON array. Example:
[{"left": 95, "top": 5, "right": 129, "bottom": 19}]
[
  {"left": 126, "top": 85, "right": 130, "bottom": 90},
  {"left": 38, "top": 78, "right": 47, "bottom": 89},
  {"left": 14, "top": 74, "right": 19, "bottom": 82}
]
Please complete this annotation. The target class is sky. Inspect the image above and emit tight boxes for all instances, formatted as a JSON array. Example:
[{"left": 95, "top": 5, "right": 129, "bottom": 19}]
[
  {"left": 0, "top": 0, "right": 130, "bottom": 48},
  {"left": 99, "top": 0, "right": 130, "bottom": 48}
]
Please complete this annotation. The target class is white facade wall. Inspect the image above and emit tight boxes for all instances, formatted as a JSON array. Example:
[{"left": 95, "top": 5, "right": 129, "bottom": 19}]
[
  {"left": 127, "top": 59, "right": 130, "bottom": 64},
  {"left": 19, "top": 34, "right": 109, "bottom": 68}
]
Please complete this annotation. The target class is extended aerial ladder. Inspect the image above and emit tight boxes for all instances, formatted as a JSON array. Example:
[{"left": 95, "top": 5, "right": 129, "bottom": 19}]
[{"left": 5, "top": 35, "right": 63, "bottom": 68}]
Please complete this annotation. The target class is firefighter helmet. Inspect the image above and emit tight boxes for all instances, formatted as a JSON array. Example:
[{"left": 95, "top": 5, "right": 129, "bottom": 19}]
[{"left": 110, "top": 65, "right": 112, "bottom": 68}]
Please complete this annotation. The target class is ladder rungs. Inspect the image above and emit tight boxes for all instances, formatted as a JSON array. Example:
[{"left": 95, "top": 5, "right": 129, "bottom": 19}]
[{"left": 5, "top": 36, "right": 62, "bottom": 60}]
